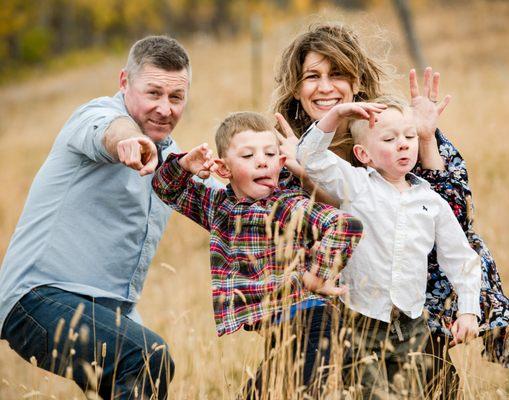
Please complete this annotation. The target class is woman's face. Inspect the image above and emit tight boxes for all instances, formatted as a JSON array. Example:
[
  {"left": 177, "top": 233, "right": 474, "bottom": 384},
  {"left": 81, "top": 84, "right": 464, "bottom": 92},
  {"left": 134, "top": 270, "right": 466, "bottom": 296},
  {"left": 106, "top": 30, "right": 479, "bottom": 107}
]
[{"left": 295, "top": 51, "right": 355, "bottom": 121}]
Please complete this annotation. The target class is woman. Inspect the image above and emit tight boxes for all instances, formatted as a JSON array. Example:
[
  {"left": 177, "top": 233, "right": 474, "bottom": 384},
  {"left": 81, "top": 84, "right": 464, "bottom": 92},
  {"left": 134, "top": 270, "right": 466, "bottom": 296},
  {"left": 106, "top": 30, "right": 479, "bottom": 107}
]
[{"left": 272, "top": 23, "right": 509, "bottom": 367}]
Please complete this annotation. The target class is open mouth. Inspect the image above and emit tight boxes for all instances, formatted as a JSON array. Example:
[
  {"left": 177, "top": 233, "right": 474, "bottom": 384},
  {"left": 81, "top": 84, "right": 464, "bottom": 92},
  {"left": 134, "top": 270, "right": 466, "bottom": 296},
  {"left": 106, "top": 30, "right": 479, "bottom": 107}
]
[
  {"left": 148, "top": 119, "right": 170, "bottom": 127},
  {"left": 313, "top": 98, "right": 341, "bottom": 108},
  {"left": 254, "top": 177, "right": 275, "bottom": 188}
]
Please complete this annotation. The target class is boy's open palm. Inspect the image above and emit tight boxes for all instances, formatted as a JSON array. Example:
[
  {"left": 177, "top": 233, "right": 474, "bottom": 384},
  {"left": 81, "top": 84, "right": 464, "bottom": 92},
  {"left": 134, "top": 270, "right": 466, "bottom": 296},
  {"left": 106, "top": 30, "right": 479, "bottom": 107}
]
[{"left": 179, "top": 143, "right": 217, "bottom": 179}]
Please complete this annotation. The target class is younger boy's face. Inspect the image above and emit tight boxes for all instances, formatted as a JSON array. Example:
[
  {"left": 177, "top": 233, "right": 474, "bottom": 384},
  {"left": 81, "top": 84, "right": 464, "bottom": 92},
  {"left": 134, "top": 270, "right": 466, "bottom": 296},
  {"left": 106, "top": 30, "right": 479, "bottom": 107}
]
[
  {"left": 221, "top": 130, "right": 285, "bottom": 200},
  {"left": 356, "top": 107, "right": 418, "bottom": 181}
]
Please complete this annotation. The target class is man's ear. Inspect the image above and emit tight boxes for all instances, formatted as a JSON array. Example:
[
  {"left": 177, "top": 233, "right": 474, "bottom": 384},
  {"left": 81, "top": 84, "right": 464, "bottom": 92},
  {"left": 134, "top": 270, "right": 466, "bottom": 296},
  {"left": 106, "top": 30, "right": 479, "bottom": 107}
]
[
  {"left": 353, "top": 144, "right": 370, "bottom": 165},
  {"left": 214, "top": 158, "right": 232, "bottom": 179},
  {"left": 119, "top": 69, "right": 128, "bottom": 92}
]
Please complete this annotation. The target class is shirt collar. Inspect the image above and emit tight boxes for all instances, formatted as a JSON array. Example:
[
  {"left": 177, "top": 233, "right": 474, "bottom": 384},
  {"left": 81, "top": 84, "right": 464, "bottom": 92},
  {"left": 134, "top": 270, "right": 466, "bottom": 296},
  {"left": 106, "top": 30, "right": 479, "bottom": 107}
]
[{"left": 366, "top": 167, "right": 429, "bottom": 188}]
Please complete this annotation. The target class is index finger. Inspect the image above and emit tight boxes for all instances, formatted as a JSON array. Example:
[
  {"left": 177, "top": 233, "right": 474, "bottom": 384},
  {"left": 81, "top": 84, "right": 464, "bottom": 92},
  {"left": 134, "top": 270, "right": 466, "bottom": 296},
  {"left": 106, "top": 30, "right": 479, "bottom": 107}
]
[
  {"left": 275, "top": 112, "right": 297, "bottom": 139},
  {"left": 139, "top": 155, "right": 158, "bottom": 176}
]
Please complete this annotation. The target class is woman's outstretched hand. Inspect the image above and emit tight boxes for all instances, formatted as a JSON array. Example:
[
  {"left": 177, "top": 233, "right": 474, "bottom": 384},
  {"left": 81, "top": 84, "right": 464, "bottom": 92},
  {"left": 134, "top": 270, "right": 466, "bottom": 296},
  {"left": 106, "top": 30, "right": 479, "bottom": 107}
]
[{"left": 409, "top": 67, "right": 452, "bottom": 142}]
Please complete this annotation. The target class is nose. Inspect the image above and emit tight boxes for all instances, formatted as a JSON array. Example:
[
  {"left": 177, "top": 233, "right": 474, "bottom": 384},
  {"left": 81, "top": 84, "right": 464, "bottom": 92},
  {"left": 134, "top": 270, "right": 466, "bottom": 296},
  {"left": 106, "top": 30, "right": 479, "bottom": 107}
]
[
  {"left": 156, "top": 98, "right": 172, "bottom": 117},
  {"left": 318, "top": 75, "right": 334, "bottom": 93},
  {"left": 255, "top": 154, "right": 268, "bottom": 168},
  {"left": 397, "top": 139, "right": 409, "bottom": 151}
]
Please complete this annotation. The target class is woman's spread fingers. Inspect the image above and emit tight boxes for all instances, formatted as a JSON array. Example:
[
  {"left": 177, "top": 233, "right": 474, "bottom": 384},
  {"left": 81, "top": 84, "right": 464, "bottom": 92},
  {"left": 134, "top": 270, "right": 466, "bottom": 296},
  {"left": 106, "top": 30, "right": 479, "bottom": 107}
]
[
  {"left": 431, "top": 72, "right": 440, "bottom": 100},
  {"left": 437, "top": 94, "right": 452, "bottom": 115},
  {"left": 409, "top": 69, "right": 420, "bottom": 98},
  {"left": 423, "top": 67, "right": 432, "bottom": 98}
]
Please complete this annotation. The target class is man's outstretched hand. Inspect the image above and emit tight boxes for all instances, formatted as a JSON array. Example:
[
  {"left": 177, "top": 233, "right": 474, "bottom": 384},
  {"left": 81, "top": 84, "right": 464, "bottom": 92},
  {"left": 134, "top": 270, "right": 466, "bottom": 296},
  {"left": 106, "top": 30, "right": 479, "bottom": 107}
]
[{"left": 117, "top": 136, "right": 158, "bottom": 176}]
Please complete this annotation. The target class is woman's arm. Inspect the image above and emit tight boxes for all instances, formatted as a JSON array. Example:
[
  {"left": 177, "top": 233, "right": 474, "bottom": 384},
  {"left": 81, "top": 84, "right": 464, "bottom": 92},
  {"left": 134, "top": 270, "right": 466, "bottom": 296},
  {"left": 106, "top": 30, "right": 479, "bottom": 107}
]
[
  {"left": 413, "top": 129, "right": 472, "bottom": 231},
  {"left": 409, "top": 67, "right": 451, "bottom": 170}
]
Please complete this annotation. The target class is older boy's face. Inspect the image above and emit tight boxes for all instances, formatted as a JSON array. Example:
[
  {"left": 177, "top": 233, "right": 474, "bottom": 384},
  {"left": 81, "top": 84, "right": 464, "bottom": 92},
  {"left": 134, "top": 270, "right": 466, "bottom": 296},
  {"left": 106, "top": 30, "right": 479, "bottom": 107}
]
[
  {"left": 361, "top": 108, "right": 419, "bottom": 181},
  {"left": 223, "top": 130, "right": 285, "bottom": 200}
]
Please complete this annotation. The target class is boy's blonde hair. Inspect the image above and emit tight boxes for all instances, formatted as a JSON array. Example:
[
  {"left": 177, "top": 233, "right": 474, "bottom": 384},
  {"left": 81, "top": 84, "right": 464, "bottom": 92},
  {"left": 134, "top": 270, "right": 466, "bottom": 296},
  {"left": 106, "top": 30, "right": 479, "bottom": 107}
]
[
  {"left": 215, "top": 112, "right": 275, "bottom": 158},
  {"left": 350, "top": 95, "right": 408, "bottom": 144}
]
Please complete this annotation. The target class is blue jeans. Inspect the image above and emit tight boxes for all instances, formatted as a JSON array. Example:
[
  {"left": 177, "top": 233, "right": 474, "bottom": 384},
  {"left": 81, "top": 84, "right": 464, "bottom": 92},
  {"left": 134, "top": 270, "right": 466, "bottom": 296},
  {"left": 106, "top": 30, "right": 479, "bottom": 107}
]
[
  {"left": 1, "top": 286, "right": 174, "bottom": 399},
  {"left": 242, "top": 305, "right": 333, "bottom": 399}
]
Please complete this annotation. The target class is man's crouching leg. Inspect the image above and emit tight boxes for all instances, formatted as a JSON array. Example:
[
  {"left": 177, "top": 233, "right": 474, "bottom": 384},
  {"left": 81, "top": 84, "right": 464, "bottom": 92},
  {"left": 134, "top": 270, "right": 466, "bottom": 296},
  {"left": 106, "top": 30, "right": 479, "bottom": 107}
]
[{"left": 1, "top": 286, "right": 174, "bottom": 399}]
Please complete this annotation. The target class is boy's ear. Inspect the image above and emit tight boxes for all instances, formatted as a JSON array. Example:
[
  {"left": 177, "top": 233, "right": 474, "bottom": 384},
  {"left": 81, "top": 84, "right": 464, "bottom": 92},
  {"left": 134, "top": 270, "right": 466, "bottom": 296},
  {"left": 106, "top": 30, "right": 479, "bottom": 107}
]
[
  {"left": 353, "top": 144, "right": 370, "bottom": 165},
  {"left": 279, "top": 154, "right": 287, "bottom": 168},
  {"left": 213, "top": 158, "right": 232, "bottom": 179}
]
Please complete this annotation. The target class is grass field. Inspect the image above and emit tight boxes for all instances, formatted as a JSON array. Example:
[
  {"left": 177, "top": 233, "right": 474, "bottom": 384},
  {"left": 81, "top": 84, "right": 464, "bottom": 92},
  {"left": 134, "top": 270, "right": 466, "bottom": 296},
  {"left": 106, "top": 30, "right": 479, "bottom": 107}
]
[{"left": 0, "top": 1, "right": 508, "bottom": 398}]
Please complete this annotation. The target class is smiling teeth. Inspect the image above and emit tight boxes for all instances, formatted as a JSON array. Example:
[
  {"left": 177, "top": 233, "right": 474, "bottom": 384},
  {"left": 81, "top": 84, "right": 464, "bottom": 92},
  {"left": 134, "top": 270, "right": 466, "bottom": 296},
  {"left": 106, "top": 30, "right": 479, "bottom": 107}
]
[{"left": 315, "top": 99, "right": 339, "bottom": 106}]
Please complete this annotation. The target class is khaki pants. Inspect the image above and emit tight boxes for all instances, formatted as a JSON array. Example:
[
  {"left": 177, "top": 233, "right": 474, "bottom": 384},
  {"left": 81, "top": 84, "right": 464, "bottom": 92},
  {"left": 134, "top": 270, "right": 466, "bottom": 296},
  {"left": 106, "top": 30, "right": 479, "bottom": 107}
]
[{"left": 341, "top": 310, "right": 432, "bottom": 399}]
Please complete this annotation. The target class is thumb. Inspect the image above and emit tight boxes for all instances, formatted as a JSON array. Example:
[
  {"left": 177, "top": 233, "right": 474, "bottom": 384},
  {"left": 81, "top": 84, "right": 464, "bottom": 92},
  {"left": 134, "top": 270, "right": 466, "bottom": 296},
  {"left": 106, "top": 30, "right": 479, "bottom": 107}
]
[
  {"left": 138, "top": 138, "right": 158, "bottom": 176},
  {"left": 450, "top": 321, "right": 459, "bottom": 347}
]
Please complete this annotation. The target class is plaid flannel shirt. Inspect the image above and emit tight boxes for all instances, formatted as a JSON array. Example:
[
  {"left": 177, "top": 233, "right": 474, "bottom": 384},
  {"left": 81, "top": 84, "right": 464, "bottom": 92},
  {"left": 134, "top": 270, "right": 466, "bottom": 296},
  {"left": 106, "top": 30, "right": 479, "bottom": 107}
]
[{"left": 152, "top": 154, "right": 363, "bottom": 336}]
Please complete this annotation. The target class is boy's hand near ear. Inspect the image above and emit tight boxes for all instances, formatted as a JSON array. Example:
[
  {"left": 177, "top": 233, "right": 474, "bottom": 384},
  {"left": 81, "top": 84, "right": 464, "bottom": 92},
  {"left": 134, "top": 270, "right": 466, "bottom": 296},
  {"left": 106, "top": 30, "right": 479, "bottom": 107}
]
[{"left": 179, "top": 143, "right": 217, "bottom": 179}]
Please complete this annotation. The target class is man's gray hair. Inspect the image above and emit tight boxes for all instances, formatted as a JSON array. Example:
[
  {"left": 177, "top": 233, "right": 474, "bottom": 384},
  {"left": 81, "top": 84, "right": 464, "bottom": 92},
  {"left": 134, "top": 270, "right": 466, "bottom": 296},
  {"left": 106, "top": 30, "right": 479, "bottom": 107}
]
[{"left": 125, "top": 35, "right": 191, "bottom": 80}]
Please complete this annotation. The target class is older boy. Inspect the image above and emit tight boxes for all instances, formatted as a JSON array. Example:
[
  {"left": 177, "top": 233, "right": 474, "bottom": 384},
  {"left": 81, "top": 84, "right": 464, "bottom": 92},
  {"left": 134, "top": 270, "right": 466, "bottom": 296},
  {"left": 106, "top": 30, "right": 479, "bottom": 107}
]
[
  {"left": 152, "top": 111, "right": 363, "bottom": 397},
  {"left": 297, "top": 97, "right": 481, "bottom": 397}
]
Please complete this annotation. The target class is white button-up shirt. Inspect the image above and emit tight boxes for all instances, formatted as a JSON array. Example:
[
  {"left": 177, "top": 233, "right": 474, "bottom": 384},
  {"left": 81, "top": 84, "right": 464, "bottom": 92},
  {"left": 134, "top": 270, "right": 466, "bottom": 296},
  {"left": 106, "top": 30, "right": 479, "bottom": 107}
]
[{"left": 297, "top": 125, "right": 481, "bottom": 322}]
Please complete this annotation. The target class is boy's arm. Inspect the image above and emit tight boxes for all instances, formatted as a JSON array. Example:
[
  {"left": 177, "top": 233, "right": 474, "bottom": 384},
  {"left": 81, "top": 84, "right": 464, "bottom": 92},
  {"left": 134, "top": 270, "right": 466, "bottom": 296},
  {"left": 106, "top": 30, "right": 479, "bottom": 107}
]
[
  {"left": 434, "top": 198, "right": 482, "bottom": 318},
  {"left": 298, "top": 200, "right": 364, "bottom": 280},
  {"left": 297, "top": 123, "right": 367, "bottom": 202},
  {"left": 152, "top": 149, "right": 223, "bottom": 231}
]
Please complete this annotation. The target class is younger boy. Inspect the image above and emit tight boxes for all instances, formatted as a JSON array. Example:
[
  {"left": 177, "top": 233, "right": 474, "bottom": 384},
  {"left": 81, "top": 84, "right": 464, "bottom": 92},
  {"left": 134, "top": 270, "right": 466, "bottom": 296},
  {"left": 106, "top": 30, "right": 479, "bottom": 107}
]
[
  {"left": 297, "top": 97, "right": 481, "bottom": 396},
  {"left": 152, "top": 112, "right": 363, "bottom": 397}
]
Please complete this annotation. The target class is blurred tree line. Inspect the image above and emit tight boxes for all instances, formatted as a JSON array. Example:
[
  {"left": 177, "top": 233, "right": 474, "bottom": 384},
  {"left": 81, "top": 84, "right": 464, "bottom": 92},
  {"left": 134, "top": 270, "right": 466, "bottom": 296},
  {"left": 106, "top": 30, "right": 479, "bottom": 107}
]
[{"left": 0, "top": 0, "right": 374, "bottom": 71}]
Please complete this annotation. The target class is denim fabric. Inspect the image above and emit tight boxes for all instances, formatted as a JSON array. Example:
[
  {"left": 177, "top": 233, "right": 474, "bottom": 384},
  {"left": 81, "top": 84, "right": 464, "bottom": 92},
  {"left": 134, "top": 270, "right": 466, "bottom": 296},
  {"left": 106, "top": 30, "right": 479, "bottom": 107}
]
[
  {"left": 1, "top": 286, "right": 173, "bottom": 400},
  {"left": 243, "top": 305, "right": 333, "bottom": 399}
]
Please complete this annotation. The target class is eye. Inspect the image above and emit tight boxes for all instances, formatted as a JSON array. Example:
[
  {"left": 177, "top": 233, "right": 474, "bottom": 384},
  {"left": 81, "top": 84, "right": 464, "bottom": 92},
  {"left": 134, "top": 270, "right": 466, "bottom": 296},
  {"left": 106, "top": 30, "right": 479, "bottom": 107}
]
[
  {"left": 405, "top": 134, "right": 417, "bottom": 139},
  {"left": 148, "top": 91, "right": 160, "bottom": 96},
  {"left": 266, "top": 152, "right": 276, "bottom": 157},
  {"left": 383, "top": 137, "right": 395, "bottom": 142},
  {"left": 330, "top": 71, "right": 346, "bottom": 79},
  {"left": 303, "top": 73, "right": 319, "bottom": 80},
  {"left": 241, "top": 154, "right": 253, "bottom": 159}
]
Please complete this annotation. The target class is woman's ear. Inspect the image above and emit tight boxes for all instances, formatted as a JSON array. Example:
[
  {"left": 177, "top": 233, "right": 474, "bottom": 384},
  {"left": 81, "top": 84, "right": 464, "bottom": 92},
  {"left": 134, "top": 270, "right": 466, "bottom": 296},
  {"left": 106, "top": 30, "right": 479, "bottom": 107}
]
[
  {"left": 353, "top": 144, "right": 370, "bottom": 165},
  {"left": 352, "top": 78, "right": 360, "bottom": 96},
  {"left": 214, "top": 158, "right": 232, "bottom": 179}
]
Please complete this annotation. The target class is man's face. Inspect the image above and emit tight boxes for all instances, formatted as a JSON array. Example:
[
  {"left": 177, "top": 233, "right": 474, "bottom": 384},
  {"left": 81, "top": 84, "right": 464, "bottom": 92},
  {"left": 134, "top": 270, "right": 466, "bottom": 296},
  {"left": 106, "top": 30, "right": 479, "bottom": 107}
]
[
  {"left": 359, "top": 107, "right": 419, "bottom": 181},
  {"left": 222, "top": 130, "right": 285, "bottom": 201},
  {"left": 120, "top": 64, "right": 189, "bottom": 142}
]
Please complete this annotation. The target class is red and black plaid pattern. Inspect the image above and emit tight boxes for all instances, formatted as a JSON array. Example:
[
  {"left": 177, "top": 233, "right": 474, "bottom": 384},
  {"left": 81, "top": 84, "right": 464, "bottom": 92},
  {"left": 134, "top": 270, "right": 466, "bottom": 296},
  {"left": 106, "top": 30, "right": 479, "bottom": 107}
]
[{"left": 153, "top": 154, "right": 363, "bottom": 336}]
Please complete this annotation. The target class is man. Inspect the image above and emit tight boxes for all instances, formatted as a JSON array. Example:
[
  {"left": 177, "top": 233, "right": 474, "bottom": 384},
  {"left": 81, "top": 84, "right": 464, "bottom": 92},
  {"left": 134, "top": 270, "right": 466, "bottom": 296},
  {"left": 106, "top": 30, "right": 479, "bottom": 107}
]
[{"left": 0, "top": 35, "right": 208, "bottom": 399}]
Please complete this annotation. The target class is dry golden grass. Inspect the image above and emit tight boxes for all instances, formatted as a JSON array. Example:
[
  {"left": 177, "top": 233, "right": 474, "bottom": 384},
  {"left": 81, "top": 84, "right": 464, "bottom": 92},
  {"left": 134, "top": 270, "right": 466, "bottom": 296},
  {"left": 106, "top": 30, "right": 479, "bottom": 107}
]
[{"left": 0, "top": 1, "right": 508, "bottom": 398}]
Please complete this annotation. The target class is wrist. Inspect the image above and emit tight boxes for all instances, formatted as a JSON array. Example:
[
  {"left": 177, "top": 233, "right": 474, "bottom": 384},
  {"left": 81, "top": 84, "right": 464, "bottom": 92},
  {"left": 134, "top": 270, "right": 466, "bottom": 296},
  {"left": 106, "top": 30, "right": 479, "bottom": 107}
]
[{"left": 177, "top": 154, "right": 191, "bottom": 172}]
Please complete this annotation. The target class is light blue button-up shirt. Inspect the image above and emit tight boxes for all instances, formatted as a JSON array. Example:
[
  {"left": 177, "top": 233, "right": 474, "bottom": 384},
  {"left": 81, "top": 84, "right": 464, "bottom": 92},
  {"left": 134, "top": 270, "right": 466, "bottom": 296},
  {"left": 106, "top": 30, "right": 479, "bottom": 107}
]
[{"left": 0, "top": 92, "right": 190, "bottom": 331}]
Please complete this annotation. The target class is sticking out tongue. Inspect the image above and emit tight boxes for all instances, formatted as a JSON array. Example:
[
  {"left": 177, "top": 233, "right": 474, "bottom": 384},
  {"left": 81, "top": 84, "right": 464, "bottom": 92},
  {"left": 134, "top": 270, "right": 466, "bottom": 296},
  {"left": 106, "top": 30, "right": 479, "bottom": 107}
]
[{"left": 254, "top": 177, "right": 276, "bottom": 188}]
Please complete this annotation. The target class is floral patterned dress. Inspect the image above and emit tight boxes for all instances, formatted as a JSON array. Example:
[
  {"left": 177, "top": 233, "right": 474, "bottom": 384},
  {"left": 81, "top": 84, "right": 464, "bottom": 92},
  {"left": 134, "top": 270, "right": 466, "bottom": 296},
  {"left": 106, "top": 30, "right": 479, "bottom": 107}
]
[{"left": 413, "top": 129, "right": 509, "bottom": 366}]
